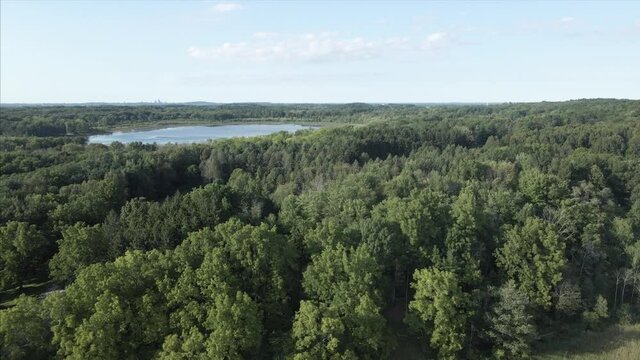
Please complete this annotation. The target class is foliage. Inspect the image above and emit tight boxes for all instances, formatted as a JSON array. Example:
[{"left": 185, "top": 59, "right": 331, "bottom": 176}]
[
  {"left": 0, "top": 295, "right": 51, "bottom": 359},
  {"left": 49, "top": 223, "right": 109, "bottom": 282},
  {"left": 0, "top": 221, "right": 48, "bottom": 289},
  {"left": 496, "top": 218, "right": 566, "bottom": 307},
  {"left": 1, "top": 100, "right": 639, "bottom": 358},
  {"left": 408, "top": 267, "right": 470, "bottom": 360},
  {"left": 583, "top": 295, "right": 609, "bottom": 330},
  {"left": 487, "top": 280, "right": 537, "bottom": 359}
]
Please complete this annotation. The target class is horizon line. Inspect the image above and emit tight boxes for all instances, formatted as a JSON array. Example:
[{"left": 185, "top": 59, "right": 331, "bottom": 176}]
[{"left": 1, "top": 98, "right": 637, "bottom": 107}]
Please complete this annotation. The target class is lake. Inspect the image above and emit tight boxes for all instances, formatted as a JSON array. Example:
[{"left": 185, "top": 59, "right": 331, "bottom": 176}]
[{"left": 88, "top": 124, "right": 315, "bottom": 145}]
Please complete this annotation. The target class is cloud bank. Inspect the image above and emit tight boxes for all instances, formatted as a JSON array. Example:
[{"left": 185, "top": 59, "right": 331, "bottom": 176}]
[
  {"left": 210, "top": 2, "right": 242, "bottom": 13},
  {"left": 188, "top": 32, "right": 459, "bottom": 63}
]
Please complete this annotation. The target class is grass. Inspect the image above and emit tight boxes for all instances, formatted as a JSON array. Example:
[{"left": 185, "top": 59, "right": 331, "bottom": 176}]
[
  {"left": 0, "top": 275, "right": 56, "bottom": 309},
  {"left": 382, "top": 303, "right": 640, "bottom": 360},
  {"left": 535, "top": 323, "right": 640, "bottom": 360}
]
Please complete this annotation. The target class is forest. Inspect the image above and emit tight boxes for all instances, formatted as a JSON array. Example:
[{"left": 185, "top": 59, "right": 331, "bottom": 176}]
[{"left": 1, "top": 99, "right": 639, "bottom": 359}]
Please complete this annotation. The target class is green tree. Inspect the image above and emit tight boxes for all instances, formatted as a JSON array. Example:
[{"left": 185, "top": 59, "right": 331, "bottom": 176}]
[
  {"left": 291, "top": 300, "right": 356, "bottom": 360},
  {"left": 159, "top": 255, "right": 264, "bottom": 359},
  {"left": 0, "top": 295, "right": 52, "bottom": 359},
  {"left": 487, "top": 280, "right": 536, "bottom": 359},
  {"left": 213, "top": 219, "right": 297, "bottom": 333},
  {"left": 496, "top": 218, "right": 565, "bottom": 307},
  {"left": 0, "top": 221, "right": 48, "bottom": 289},
  {"left": 518, "top": 169, "right": 566, "bottom": 209},
  {"left": 290, "top": 296, "right": 388, "bottom": 360},
  {"left": 583, "top": 295, "right": 608, "bottom": 330},
  {"left": 293, "top": 243, "right": 389, "bottom": 359},
  {"left": 383, "top": 189, "right": 451, "bottom": 264},
  {"left": 407, "top": 267, "right": 469, "bottom": 360},
  {"left": 47, "top": 251, "right": 171, "bottom": 359},
  {"left": 204, "top": 291, "right": 263, "bottom": 359},
  {"left": 49, "top": 223, "right": 110, "bottom": 282},
  {"left": 303, "top": 244, "right": 382, "bottom": 305},
  {"left": 51, "top": 172, "right": 127, "bottom": 226},
  {"left": 444, "top": 185, "right": 484, "bottom": 285}
]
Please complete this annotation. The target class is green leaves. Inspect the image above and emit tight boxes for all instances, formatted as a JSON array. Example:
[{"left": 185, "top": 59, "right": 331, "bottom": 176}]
[
  {"left": 303, "top": 244, "right": 381, "bottom": 305},
  {"left": 0, "top": 295, "right": 52, "bottom": 359},
  {"left": 49, "top": 223, "right": 109, "bottom": 283},
  {"left": 0, "top": 221, "right": 48, "bottom": 289},
  {"left": 203, "top": 292, "right": 262, "bottom": 360},
  {"left": 47, "top": 251, "right": 171, "bottom": 359},
  {"left": 583, "top": 295, "right": 609, "bottom": 330},
  {"left": 2, "top": 101, "right": 640, "bottom": 358},
  {"left": 408, "top": 267, "right": 469, "bottom": 360},
  {"left": 444, "top": 185, "right": 485, "bottom": 285},
  {"left": 291, "top": 296, "right": 385, "bottom": 360},
  {"left": 518, "top": 169, "right": 567, "bottom": 209},
  {"left": 496, "top": 218, "right": 566, "bottom": 308},
  {"left": 292, "top": 244, "right": 388, "bottom": 359},
  {"left": 487, "top": 280, "right": 536, "bottom": 359},
  {"left": 383, "top": 189, "right": 450, "bottom": 264},
  {"left": 291, "top": 300, "right": 350, "bottom": 359}
]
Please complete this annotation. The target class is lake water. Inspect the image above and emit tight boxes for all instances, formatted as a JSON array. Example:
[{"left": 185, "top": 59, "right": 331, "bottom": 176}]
[{"left": 88, "top": 124, "right": 315, "bottom": 145}]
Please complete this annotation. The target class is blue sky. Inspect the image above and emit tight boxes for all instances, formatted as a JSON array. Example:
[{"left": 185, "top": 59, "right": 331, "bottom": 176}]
[{"left": 1, "top": 1, "right": 638, "bottom": 103}]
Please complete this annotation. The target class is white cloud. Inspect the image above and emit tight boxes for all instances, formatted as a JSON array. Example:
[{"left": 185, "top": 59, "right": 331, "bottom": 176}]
[
  {"left": 211, "top": 2, "right": 242, "bottom": 13},
  {"left": 189, "top": 32, "right": 409, "bottom": 63},
  {"left": 519, "top": 17, "right": 579, "bottom": 33},
  {"left": 560, "top": 16, "right": 574, "bottom": 24},
  {"left": 421, "top": 31, "right": 453, "bottom": 50},
  {"left": 559, "top": 16, "right": 576, "bottom": 29},
  {"left": 252, "top": 32, "right": 278, "bottom": 39}
]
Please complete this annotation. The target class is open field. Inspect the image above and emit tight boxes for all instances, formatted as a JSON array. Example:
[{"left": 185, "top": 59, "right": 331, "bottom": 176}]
[
  {"left": 536, "top": 324, "right": 640, "bottom": 360},
  {"left": 0, "top": 276, "right": 54, "bottom": 309}
]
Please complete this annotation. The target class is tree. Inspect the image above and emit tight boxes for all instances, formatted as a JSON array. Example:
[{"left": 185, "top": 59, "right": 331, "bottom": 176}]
[
  {"left": 291, "top": 300, "right": 354, "bottom": 360},
  {"left": 203, "top": 291, "right": 263, "bottom": 359},
  {"left": 583, "top": 295, "right": 608, "bottom": 330},
  {"left": 407, "top": 267, "right": 469, "bottom": 360},
  {"left": 444, "top": 185, "right": 484, "bottom": 285},
  {"left": 51, "top": 172, "right": 127, "bottom": 226},
  {"left": 518, "top": 169, "right": 566, "bottom": 209},
  {"left": 358, "top": 215, "right": 404, "bottom": 273},
  {"left": 213, "top": 218, "right": 297, "bottom": 334},
  {"left": 290, "top": 297, "right": 386, "bottom": 360},
  {"left": 346, "top": 294, "right": 390, "bottom": 358},
  {"left": 383, "top": 189, "right": 451, "bottom": 264},
  {"left": 47, "top": 251, "right": 171, "bottom": 359},
  {"left": 49, "top": 223, "right": 110, "bottom": 283},
  {"left": 303, "top": 244, "right": 381, "bottom": 305},
  {"left": 553, "top": 280, "right": 583, "bottom": 318},
  {"left": 0, "top": 221, "right": 48, "bottom": 289},
  {"left": 292, "top": 300, "right": 345, "bottom": 359},
  {"left": 487, "top": 280, "right": 537, "bottom": 359},
  {"left": 158, "top": 256, "right": 264, "bottom": 359},
  {"left": 496, "top": 218, "right": 565, "bottom": 307},
  {"left": 295, "top": 244, "right": 389, "bottom": 358},
  {"left": 0, "top": 295, "right": 52, "bottom": 359}
]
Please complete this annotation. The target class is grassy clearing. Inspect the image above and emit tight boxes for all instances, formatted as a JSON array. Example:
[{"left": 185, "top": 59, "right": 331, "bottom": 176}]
[
  {"left": 0, "top": 276, "right": 55, "bottom": 308},
  {"left": 535, "top": 324, "right": 640, "bottom": 360}
]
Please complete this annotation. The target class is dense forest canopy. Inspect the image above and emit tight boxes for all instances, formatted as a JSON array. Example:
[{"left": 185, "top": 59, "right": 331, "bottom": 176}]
[{"left": 1, "top": 99, "right": 640, "bottom": 359}]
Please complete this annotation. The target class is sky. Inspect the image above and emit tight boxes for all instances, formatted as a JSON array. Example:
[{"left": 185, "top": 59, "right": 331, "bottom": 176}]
[{"left": 1, "top": 1, "right": 639, "bottom": 103}]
